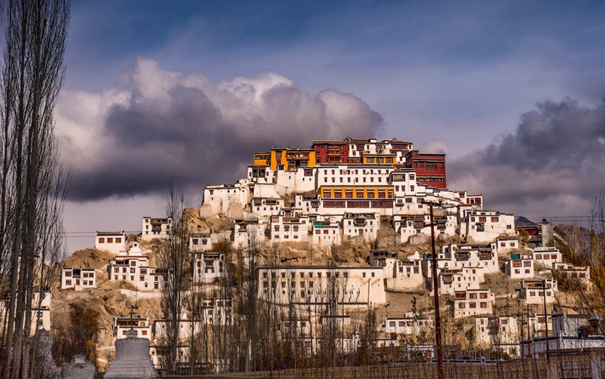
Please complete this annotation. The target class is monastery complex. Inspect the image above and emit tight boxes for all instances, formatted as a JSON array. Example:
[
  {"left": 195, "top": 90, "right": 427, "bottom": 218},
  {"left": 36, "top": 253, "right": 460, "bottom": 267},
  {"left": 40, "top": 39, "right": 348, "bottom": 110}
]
[{"left": 40, "top": 136, "right": 597, "bottom": 372}]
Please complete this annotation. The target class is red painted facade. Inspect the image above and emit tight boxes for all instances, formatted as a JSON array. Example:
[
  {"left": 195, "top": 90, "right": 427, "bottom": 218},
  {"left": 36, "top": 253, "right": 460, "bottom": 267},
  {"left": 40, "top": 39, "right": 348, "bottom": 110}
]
[
  {"left": 404, "top": 150, "right": 447, "bottom": 189},
  {"left": 312, "top": 141, "right": 350, "bottom": 164}
]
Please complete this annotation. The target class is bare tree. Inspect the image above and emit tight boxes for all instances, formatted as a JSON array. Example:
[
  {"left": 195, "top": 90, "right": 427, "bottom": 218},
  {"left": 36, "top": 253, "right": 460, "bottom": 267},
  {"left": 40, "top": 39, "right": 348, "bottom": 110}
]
[
  {"left": 0, "top": 0, "right": 69, "bottom": 378},
  {"left": 158, "top": 184, "right": 190, "bottom": 374}
]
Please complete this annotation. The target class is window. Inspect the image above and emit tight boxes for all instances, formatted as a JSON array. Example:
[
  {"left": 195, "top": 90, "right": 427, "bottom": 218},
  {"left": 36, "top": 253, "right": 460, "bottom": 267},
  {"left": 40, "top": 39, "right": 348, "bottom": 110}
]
[
  {"left": 108, "top": 238, "right": 113, "bottom": 243},
  {"left": 116, "top": 238, "right": 121, "bottom": 243},
  {"left": 98, "top": 238, "right": 105, "bottom": 243}
]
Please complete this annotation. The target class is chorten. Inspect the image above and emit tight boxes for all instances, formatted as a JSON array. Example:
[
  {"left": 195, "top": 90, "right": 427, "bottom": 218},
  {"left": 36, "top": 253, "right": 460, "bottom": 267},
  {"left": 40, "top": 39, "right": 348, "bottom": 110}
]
[{"left": 104, "top": 329, "right": 158, "bottom": 379}]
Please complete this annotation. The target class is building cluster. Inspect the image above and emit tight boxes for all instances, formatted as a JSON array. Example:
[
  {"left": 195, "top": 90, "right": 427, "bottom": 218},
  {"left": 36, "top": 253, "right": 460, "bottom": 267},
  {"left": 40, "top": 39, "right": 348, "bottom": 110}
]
[
  {"left": 199, "top": 137, "right": 499, "bottom": 249},
  {"left": 45, "top": 136, "right": 599, "bottom": 368}
]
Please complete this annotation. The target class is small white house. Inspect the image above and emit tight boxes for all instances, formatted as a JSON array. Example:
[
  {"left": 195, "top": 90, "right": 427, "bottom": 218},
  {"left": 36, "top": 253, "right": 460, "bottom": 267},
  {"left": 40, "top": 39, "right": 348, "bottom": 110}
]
[
  {"left": 30, "top": 291, "right": 52, "bottom": 335},
  {"left": 342, "top": 213, "right": 379, "bottom": 242},
  {"left": 383, "top": 315, "right": 433, "bottom": 336},
  {"left": 532, "top": 247, "right": 562, "bottom": 268},
  {"left": 107, "top": 242, "right": 164, "bottom": 290},
  {"left": 453, "top": 289, "right": 494, "bottom": 318},
  {"left": 141, "top": 216, "right": 173, "bottom": 241},
  {"left": 95, "top": 231, "right": 126, "bottom": 254},
  {"left": 491, "top": 237, "right": 520, "bottom": 256},
  {"left": 475, "top": 316, "right": 519, "bottom": 346},
  {"left": 528, "top": 313, "right": 553, "bottom": 337},
  {"left": 189, "top": 233, "right": 213, "bottom": 252},
  {"left": 113, "top": 316, "right": 151, "bottom": 340},
  {"left": 192, "top": 252, "right": 225, "bottom": 284},
  {"left": 232, "top": 220, "right": 266, "bottom": 249},
  {"left": 61, "top": 268, "right": 97, "bottom": 290},
  {"left": 311, "top": 220, "right": 342, "bottom": 247},
  {"left": 434, "top": 267, "right": 484, "bottom": 296},
  {"left": 505, "top": 256, "right": 534, "bottom": 279},
  {"left": 270, "top": 212, "right": 310, "bottom": 244},
  {"left": 460, "top": 210, "right": 515, "bottom": 243},
  {"left": 519, "top": 279, "right": 557, "bottom": 304},
  {"left": 552, "top": 262, "right": 590, "bottom": 285}
]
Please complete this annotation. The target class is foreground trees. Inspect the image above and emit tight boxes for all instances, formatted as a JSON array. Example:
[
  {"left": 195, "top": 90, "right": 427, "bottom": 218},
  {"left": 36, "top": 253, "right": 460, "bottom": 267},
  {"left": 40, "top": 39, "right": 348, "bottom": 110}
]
[{"left": 0, "top": 0, "right": 70, "bottom": 378}]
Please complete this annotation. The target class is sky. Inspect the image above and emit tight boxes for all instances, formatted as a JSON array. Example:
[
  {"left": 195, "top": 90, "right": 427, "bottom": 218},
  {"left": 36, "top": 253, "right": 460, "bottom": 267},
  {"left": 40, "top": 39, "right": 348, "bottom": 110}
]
[{"left": 57, "top": 0, "right": 605, "bottom": 253}]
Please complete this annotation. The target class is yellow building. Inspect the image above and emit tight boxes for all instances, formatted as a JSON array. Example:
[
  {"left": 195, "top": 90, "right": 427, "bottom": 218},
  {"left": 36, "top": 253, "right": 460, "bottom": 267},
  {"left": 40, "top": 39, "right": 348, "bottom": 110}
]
[
  {"left": 319, "top": 186, "right": 394, "bottom": 199},
  {"left": 253, "top": 152, "right": 270, "bottom": 166},
  {"left": 253, "top": 148, "right": 316, "bottom": 171},
  {"left": 362, "top": 154, "right": 397, "bottom": 165}
]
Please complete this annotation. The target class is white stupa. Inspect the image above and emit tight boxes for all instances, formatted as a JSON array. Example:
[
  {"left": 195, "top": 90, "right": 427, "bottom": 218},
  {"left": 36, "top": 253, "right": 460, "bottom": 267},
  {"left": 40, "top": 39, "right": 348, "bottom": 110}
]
[
  {"left": 104, "top": 329, "right": 159, "bottom": 379},
  {"left": 60, "top": 355, "right": 94, "bottom": 379}
]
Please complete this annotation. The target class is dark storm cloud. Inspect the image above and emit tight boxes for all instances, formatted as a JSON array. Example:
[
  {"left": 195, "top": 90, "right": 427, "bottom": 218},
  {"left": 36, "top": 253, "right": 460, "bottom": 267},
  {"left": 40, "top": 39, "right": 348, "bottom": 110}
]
[
  {"left": 449, "top": 98, "right": 605, "bottom": 215},
  {"left": 59, "top": 58, "right": 384, "bottom": 201}
]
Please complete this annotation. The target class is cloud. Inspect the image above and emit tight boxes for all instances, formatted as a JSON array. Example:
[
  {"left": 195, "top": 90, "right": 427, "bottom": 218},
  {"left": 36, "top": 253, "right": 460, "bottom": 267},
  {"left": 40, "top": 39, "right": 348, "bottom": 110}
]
[
  {"left": 449, "top": 98, "right": 605, "bottom": 217},
  {"left": 56, "top": 58, "right": 384, "bottom": 201}
]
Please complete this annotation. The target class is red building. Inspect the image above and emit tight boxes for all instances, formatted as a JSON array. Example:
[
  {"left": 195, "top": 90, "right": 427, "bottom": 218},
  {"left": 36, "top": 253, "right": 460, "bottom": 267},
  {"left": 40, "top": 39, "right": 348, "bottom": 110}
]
[
  {"left": 312, "top": 140, "right": 350, "bottom": 164},
  {"left": 404, "top": 150, "right": 446, "bottom": 189}
]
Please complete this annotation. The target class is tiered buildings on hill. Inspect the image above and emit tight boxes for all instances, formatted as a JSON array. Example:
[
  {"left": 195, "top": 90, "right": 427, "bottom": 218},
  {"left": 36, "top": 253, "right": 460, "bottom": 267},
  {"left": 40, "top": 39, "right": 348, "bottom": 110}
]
[{"left": 52, "top": 136, "right": 596, "bottom": 367}]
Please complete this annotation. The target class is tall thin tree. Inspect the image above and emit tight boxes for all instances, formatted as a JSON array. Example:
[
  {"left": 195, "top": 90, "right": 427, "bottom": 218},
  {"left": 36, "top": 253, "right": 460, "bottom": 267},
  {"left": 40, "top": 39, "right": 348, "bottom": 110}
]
[{"left": 0, "top": 0, "right": 69, "bottom": 378}]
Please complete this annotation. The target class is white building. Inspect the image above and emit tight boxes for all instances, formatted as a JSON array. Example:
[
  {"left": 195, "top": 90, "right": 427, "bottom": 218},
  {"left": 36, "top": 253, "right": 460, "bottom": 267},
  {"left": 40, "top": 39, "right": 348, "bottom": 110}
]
[
  {"left": 189, "top": 233, "right": 213, "bottom": 252},
  {"left": 491, "top": 237, "right": 520, "bottom": 256},
  {"left": 370, "top": 251, "right": 424, "bottom": 291},
  {"left": 61, "top": 268, "right": 97, "bottom": 290},
  {"left": 251, "top": 195, "right": 285, "bottom": 218},
  {"left": 270, "top": 211, "right": 310, "bottom": 244},
  {"left": 113, "top": 316, "right": 151, "bottom": 340},
  {"left": 200, "top": 182, "right": 250, "bottom": 218},
  {"left": 422, "top": 244, "right": 498, "bottom": 286},
  {"left": 383, "top": 314, "right": 433, "bottom": 336},
  {"left": 519, "top": 279, "right": 557, "bottom": 305},
  {"left": 31, "top": 291, "right": 51, "bottom": 335},
  {"left": 552, "top": 262, "right": 590, "bottom": 285},
  {"left": 475, "top": 316, "right": 520, "bottom": 356},
  {"left": 107, "top": 242, "right": 164, "bottom": 290},
  {"left": 528, "top": 313, "right": 553, "bottom": 337},
  {"left": 141, "top": 216, "right": 173, "bottom": 241},
  {"left": 532, "top": 247, "right": 562, "bottom": 268},
  {"left": 311, "top": 220, "right": 342, "bottom": 247},
  {"left": 232, "top": 220, "right": 266, "bottom": 250},
  {"left": 394, "top": 214, "right": 457, "bottom": 244},
  {"left": 192, "top": 252, "right": 225, "bottom": 284},
  {"left": 274, "top": 166, "right": 317, "bottom": 195},
  {"left": 453, "top": 289, "right": 494, "bottom": 318},
  {"left": 257, "top": 266, "right": 387, "bottom": 308},
  {"left": 342, "top": 213, "right": 378, "bottom": 242},
  {"left": 459, "top": 210, "right": 515, "bottom": 243},
  {"left": 505, "top": 256, "right": 534, "bottom": 279},
  {"left": 434, "top": 267, "right": 484, "bottom": 296},
  {"left": 95, "top": 231, "right": 126, "bottom": 254}
]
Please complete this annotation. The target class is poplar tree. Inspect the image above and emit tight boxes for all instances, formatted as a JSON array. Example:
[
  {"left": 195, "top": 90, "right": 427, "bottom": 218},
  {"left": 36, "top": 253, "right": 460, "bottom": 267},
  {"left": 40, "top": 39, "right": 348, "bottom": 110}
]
[{"left": 0, "top": 0, "right": 69, "bottom": 378}]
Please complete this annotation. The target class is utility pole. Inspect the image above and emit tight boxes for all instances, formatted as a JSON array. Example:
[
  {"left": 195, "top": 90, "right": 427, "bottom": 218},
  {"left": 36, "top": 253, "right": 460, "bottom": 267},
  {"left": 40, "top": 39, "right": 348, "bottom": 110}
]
[
  {"left": 520, "top": 310, "right": 525, "bottom": 358},
  {"left": 527, "top": 304, "right": 532, "bottom": 358},
  {"left": 542, "top": 280, "right": 550, "bottom": 364},
  {"left": 427, "top": 202, "right": 444, "bottom": 379}
]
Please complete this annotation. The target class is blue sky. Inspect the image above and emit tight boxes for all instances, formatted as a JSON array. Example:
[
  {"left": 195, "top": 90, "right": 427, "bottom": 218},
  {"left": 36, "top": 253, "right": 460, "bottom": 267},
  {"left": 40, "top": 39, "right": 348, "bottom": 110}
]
[{"left": 59, "top": 0, "right": 605, "bottom": 252}]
